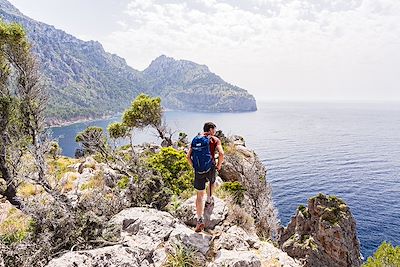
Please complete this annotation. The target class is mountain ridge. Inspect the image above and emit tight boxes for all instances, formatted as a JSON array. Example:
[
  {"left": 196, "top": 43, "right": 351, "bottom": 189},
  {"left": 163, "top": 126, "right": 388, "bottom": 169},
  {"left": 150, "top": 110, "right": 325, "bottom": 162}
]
[{"left": 0, "top": 0, "right": 257, "bottom": 126}]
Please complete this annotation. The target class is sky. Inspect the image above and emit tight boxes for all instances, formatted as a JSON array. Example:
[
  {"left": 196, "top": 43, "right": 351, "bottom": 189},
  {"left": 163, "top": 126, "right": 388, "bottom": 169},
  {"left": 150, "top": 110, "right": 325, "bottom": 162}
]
[{"left": 7, "top": 0, "right": 400, "bottom": 102}]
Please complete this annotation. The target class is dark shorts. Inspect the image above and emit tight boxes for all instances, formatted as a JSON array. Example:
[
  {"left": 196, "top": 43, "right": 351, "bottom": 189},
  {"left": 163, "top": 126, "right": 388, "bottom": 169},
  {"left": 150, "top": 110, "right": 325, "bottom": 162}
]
[{"left": 194, "top": 164, "right": 216, "bottom": 191}]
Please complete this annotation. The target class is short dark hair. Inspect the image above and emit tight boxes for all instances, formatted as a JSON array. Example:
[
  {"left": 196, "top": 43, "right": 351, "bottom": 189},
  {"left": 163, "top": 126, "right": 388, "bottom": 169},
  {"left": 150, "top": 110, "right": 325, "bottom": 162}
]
[{"left": 203, "top": 122, "right": 216, "bottom": 132}]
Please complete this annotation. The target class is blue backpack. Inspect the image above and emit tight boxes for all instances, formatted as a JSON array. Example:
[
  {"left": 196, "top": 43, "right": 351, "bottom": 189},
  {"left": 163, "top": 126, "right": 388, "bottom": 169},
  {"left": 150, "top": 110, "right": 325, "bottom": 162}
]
[{"left": 191, "top": 135, "right": 212, "bottom": 174}]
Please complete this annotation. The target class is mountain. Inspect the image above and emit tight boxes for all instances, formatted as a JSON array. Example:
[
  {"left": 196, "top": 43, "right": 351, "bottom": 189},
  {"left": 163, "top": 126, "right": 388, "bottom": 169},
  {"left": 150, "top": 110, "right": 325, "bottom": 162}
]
[
  {"left": 143, "top": 55, "right": 257, "bottom": 112},
  {"left": 0, "top": 0, "right": 257, "bottom": 125}
]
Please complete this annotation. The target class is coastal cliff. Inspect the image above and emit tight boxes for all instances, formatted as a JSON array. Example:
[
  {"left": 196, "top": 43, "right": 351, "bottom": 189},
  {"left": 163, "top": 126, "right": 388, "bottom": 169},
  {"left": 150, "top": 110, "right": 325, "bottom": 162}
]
[{"left": 0, "top": 136, "right": 363, "bottom": 266}]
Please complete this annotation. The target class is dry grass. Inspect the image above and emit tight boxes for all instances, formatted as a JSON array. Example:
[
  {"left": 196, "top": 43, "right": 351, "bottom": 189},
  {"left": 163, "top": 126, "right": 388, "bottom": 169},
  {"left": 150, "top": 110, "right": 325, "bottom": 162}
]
[
  {"left": 47, "top": 156, "right": 79, "bottom": 180},
  {"left": 17, "top": 182, "right": 42, "bottom": 198},
  {"left": 60, "top": 172, "right": 80, "bottom": 192},
  {"left": 81, "top": 170, "right": 105, "bottom": 190},
  {"left": 226, "top": 203, "right": 255, "bottom": 233},
  {"left": 0, "top": 207, "right": 32, "bottom": 245}
]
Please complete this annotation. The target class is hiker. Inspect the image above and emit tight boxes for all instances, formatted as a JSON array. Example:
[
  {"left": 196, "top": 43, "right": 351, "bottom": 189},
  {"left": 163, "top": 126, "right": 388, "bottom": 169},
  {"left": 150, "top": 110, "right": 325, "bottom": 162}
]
[{"left": 187, "top": 122, "right": 224, "bottom": 232}]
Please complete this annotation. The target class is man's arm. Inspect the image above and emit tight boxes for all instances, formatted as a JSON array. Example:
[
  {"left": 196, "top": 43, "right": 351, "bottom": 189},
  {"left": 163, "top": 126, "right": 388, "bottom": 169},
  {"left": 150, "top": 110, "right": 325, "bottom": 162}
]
[
  {"left": 186, "top": 147, "right": 193, "bottom": 167},
  {"left": 216, "top": 139, "right": 224, "bottom": 171}
]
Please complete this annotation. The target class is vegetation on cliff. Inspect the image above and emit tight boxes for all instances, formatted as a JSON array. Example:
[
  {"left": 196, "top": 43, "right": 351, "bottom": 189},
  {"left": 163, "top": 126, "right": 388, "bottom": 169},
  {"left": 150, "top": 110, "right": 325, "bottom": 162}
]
[{"left": 363, "top": 242, "right": 400, "bottom": 267}]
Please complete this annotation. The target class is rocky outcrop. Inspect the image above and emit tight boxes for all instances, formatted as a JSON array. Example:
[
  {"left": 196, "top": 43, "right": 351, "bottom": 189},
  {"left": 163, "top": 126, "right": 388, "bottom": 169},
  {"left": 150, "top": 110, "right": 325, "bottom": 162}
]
[
  {"left": 218, "top": 135, "right": 280, "bottom": 239},
  {"left": 46, "top": 205, "right": 300, "bottom": 267},
  {"left": 279, "top": 193, "right": 362, "bottom": 267},
  {"left": 218, "top": 135, "right": 265, "bottom": 183}
]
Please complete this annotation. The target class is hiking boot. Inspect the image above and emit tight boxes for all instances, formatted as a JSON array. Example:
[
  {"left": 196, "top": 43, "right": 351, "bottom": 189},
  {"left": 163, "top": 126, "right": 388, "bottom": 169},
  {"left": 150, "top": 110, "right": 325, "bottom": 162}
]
[
  {"left": 195, "top": 218, "right": 205, "bottom": 232},
  {"left": 205, "top": 197, "right": 214, "bottom": 209}
]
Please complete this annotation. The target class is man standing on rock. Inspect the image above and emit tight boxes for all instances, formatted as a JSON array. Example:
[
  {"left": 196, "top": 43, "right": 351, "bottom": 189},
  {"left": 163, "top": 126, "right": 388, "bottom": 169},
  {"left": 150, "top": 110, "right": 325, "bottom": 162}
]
[{"left": 187, "top": 122, "right": 224, "bottom": 232}]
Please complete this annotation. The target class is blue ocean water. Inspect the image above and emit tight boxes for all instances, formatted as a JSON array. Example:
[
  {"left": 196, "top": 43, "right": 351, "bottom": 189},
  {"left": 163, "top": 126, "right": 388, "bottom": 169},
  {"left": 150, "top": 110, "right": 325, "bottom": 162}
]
[{"left": 51, "top": 102, "right": 400, "bottom": 258}]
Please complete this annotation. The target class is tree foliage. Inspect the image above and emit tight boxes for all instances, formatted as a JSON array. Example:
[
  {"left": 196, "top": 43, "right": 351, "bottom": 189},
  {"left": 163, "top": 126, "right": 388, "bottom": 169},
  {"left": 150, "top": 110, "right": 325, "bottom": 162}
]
[
  {"left": 107, "top": 122, "right": 129, "bottom": 140},
  {"left": 147, "top": 147, "right": 193, "bottom": 195},
  {"left": 123, "top": 93, "right": 162, "bottom": 128},
  {"left": 121, "top": 93, "right": 172, "bottom": 146},
  {"left": 0, "top": 20, "right": 51, "bottom": 209},
  {"left": 363, "top": 242, "right": 400, "bottom": 267},
  {"left": 75, "top": 126, "right": 108, "bottom": 157}
]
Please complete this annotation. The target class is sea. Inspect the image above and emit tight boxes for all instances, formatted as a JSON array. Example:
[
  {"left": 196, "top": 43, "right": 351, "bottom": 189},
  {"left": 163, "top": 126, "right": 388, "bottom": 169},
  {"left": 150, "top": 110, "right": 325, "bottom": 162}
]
[{"left": 50, "top": 102, "right": 400, "bottom": 259}]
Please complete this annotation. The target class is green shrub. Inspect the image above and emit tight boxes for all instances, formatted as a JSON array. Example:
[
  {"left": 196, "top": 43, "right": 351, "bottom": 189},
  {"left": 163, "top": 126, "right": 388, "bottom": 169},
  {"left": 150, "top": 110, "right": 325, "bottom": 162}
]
[
  {"left": 164, "top": 243, "right": 201, "bottom": 267},
  {"left": 298, "top": 205, "right": 310, "bottom": 219},
  {"left": 0, "top": 208, "right": 33, "bottom": 245},
  {"left": 117, "top": 176, "right": 130, "bottom": 189},
  {"left": 363, "top": 241, "right": 400, "bottom": 267},
  {"left": 221, "top": 181, "right": 246, "bottom": 205},
  {"left": 147, "top": 147, "right": 193, "bottom": 195}
]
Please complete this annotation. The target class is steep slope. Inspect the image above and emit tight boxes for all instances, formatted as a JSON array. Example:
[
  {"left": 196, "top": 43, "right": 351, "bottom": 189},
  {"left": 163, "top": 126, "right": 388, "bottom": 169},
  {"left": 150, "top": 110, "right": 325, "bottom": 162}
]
[
  {"left": 0, "top": 0, "right": 145, "bottom": 123},
  {"left": 0, "top": 0, "right": 257, "bottom": 125}
]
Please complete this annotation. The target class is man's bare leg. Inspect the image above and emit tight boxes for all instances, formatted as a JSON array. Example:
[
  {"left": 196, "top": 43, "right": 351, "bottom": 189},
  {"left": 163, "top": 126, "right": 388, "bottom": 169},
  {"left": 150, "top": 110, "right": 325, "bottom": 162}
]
[
  {"left": 206, "top": 182, "right": 216, "bottom": 202},
  {"left": 196, "top": 190, "right": 205, "bottom": 218},
  {"left": 195, "top": 190, "right": 205, "bottom": 232}
]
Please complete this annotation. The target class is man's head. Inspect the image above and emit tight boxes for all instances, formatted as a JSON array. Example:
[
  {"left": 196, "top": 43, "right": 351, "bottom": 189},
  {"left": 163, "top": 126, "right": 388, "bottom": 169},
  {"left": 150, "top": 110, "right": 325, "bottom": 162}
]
[{"left": 203, "top": 122, "right": 216, "bottom": 135}]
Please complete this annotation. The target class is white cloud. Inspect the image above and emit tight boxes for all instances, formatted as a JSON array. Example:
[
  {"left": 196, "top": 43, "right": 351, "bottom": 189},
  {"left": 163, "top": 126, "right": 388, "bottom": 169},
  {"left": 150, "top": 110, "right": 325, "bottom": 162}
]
[{"left": 100, "top": 0, "right": 400, "bottom": 101}]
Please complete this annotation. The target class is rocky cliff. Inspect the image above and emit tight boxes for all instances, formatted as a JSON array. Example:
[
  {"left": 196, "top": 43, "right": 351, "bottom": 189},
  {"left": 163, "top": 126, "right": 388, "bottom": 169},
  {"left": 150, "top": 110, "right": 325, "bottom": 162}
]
[
  {"left": 0, "top": 0, "right": 257, "bottom": 125},
  {"left": 279, "top": 194, "right": 362, "bottom": 267}
]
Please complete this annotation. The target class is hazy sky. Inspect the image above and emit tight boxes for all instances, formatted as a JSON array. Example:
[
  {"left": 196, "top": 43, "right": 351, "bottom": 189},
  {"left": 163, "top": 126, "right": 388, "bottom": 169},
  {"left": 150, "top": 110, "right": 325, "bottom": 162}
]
[{"left": 8, "top": 0, "right": 400, "bottom": 102}]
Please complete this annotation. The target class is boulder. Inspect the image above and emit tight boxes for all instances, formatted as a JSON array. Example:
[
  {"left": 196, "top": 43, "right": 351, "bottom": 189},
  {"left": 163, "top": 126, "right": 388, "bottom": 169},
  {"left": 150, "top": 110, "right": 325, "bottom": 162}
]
[
  {"left": 47, "top": 208, "right": 176, "bottom": 267},
  {"left": 211, "top": 249, "right": 261, "bottom": 267},
  {"left": 215, "top": 231, "right": 250, "bottom": 251},
  {"left": 46, "top": 244, "right": 147, "bottom": 267},
  {"left": 258, "top": 242, "right": 302, "bottom": 267},
  {"left": 226, "top": 225, "right": 260, "bottom": 249},
  {"left": 105, "top": 207, "right": 176, "bottom": 243},
  {"left": 168, "top": 223, "right": 212, "bottom": 257},
  {"left": 175, "top": 196, "right": 228, "bottom": 230}
]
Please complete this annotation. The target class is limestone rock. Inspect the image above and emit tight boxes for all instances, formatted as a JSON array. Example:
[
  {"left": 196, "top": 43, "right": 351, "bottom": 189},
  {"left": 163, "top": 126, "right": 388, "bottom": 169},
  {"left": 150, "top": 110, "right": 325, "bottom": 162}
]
[
  {"left": 46, "top": 244, "right": 147, "bottom": 267},
  {"left": 217, "top": 136, "right": 280, "bottom": 239},
  {"left": 226, "top": 225, "right": 260, "bottom": 249},
  {"left": 258, "top": 242, "right": 302, "bottom": 267},
  {"left": 105, "top": 207, "right": 176, "bottom": 243},
  {"left": 211, "top": 249, "right": 261, "bottom": 267},
  {"left": 45, "top": 206, "right": 300, "bottom": 267},
  {"left": 279, "top": 193, "right": 362, "bottom": 267},
  {"left": 175, "top": 196, "right": 228, "bottom": 229},
  {"left": 215, "top": 231, "right": 250, "bottom": 251},
  {"left": 168, "top": 223, "right": 212, "bottom": 257}
]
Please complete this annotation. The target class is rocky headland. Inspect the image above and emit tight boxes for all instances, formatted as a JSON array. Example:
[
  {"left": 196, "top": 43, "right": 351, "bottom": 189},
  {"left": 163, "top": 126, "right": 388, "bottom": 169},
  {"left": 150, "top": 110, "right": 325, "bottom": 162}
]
[{"left": 0, "top": 135, "right": 363, "bottom": 267}]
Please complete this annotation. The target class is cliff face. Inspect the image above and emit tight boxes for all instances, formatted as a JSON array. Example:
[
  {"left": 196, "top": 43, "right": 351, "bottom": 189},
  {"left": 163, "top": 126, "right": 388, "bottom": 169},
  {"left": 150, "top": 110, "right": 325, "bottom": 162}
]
[
  {"left": 279, "top": 194, "right": 362, "bottom": 267},
  {"left": 0, "top": 0, "right": 257, "bottom": 124}
]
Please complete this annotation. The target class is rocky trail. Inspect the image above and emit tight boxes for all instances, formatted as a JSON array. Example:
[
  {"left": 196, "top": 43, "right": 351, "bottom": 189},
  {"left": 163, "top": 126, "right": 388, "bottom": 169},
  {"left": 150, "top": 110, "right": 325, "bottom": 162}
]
[{"left": 46, "top": 198, "right": 301, "bottom": 267}]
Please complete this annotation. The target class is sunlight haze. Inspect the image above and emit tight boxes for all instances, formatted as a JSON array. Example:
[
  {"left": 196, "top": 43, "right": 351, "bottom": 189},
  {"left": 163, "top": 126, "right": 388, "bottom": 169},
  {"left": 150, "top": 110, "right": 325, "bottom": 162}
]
[{"left": 8, "top": 0, "right": 400, "bottom": 102}]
